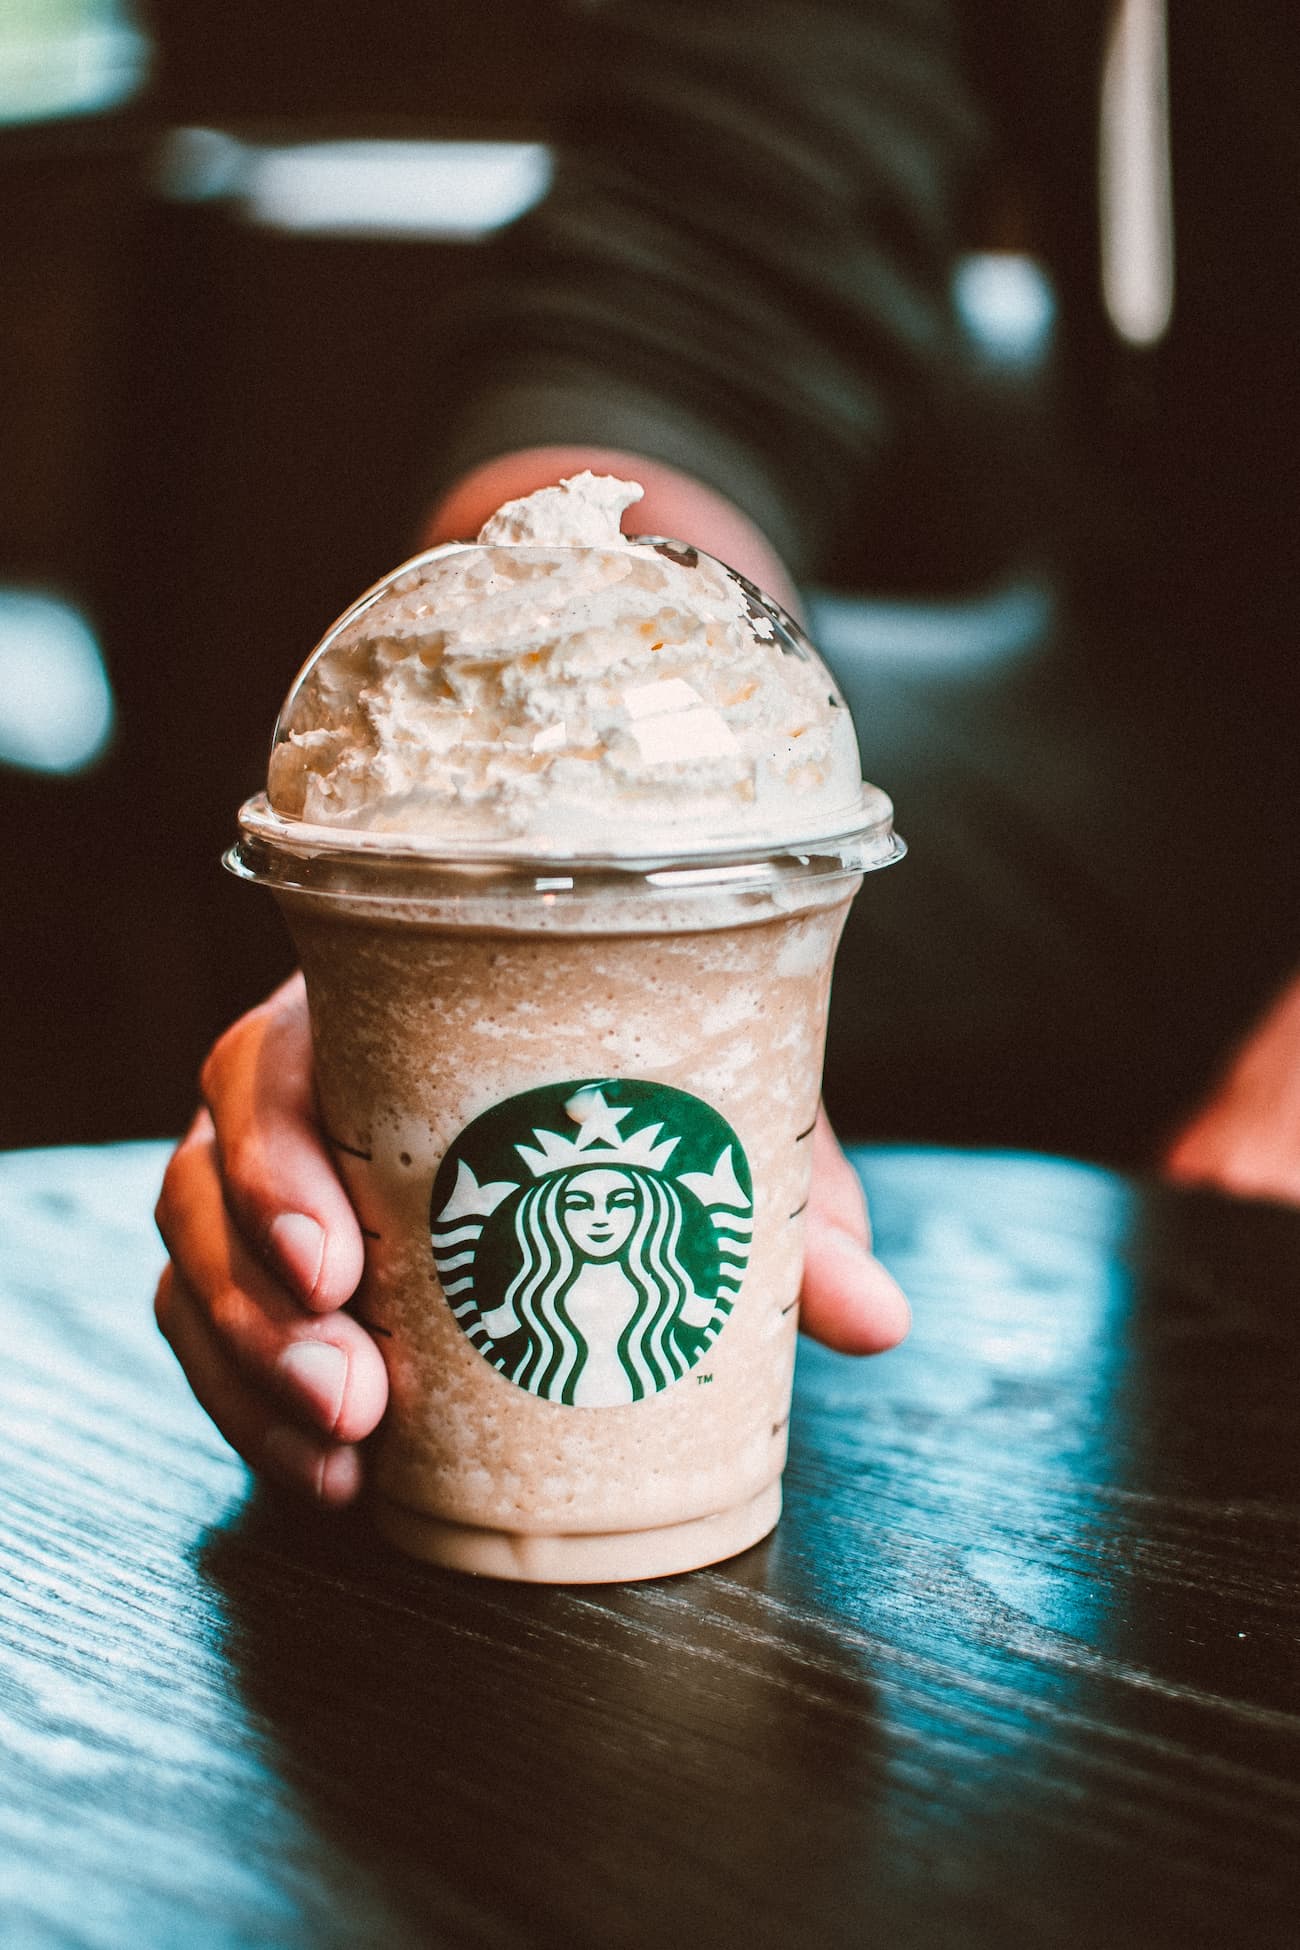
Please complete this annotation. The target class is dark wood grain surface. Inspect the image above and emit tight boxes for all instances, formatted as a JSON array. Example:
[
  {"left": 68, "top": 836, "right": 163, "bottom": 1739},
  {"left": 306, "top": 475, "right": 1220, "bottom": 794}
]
[{"left": 3, "top": 1142, "right": 1298, "bottom": 1948}]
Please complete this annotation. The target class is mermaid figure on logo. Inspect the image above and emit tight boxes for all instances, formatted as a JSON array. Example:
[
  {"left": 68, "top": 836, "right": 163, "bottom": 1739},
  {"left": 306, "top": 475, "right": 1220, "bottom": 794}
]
[
  {"left": 479, "top": 1162, "right": 715, "bottom": 1406},
  {"left": 433, "top": 1085, "right": 752, "bottom": 1407}
]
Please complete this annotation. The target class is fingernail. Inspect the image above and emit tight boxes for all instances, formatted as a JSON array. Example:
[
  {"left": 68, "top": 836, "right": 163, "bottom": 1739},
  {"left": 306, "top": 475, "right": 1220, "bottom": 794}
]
[
  {"left": 264, "top": 1422, "right": 329, "bottom": 1496},
  {"left": 319, "top": 1445, "right": 363, "bottom": 1506},
  {"left": 277, "top": 1340, "right": 348, "bottom": 1431},
  {"left": 268, "top": 1212, "right": 326, "bottom": 1301}
]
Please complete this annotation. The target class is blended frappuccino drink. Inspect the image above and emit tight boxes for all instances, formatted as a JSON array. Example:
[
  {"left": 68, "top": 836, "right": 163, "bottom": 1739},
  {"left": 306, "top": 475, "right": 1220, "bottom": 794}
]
[{"left": 229, "top": 475, "right": 902, "bottom": 1582}]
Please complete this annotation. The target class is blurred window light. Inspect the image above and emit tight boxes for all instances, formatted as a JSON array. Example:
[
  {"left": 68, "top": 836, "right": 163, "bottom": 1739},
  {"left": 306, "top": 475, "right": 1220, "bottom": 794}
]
[
  {"left": 953, "top": 252, "right": 1057, "bottom": 369},
  {"left": 1100, "top": 0, "right": 1174, "bottom": 346},
  {"left": 158, "top": 131, "right": 554, "bottom": 241},
  {"left": 155, "top": 125, "right": 246, "bottom": 201},
  {"left": 811, "top": 576, "right": 1053, "bottom": 676},
  {"left": 0, "top": 0, "right": 149, "bottom": 127},
  {"left": 0, "top": 591, "right": 115, "bottom": 776}
]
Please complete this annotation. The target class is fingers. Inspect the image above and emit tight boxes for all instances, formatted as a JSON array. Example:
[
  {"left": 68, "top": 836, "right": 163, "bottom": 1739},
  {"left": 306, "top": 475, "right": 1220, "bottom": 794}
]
[
  {"left": 154, "top": 1263, "right": 363, "bottom": 1505},
  {"left": 156, "top": 1110, "right": 389, "bottom": 1451},
  {"left": 199, "top": 973, "right": 364, "bottom": 1313},
  {"left": 798, "top": 1106, "right": 911, "bottom": 1355},
  {"left": 807, "top": 1102, "right": 873, "bottom": 1244}
]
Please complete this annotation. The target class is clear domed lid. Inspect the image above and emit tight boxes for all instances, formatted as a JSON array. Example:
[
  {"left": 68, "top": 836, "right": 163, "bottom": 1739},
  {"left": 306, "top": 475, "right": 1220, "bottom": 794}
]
[{"left": 238, "top": 535, "right": 899, "bottom": 879}]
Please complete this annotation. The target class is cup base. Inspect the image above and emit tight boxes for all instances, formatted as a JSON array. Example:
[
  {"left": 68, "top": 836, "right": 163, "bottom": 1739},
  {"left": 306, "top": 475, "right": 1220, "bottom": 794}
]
[{"left": 371, "top": 1480, "right": 782, "bottom": 1584}]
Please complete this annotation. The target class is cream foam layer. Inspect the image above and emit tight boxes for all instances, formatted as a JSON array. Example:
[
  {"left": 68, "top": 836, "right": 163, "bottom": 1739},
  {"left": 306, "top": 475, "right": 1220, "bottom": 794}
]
[{"left": 267, "top": 474, "right": 865, "bottom": 854}]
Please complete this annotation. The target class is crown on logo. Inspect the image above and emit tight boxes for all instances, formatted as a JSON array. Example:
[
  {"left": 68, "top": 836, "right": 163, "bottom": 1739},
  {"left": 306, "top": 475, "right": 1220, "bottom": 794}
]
[{"left": 515, "top": 1087, "right": 680, "bottom": 1179}]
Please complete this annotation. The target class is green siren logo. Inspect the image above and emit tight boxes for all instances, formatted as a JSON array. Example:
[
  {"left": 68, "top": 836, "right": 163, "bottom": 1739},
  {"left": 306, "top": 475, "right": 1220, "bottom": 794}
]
[{"left": 430, "top": 1079, "right": 753, "bottom": 1407}]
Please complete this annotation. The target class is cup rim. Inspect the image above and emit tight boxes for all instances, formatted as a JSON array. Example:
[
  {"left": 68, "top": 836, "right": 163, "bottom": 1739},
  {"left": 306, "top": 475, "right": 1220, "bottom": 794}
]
[{"left": 229, "top": 784, "right": 904, "bottom": 888}]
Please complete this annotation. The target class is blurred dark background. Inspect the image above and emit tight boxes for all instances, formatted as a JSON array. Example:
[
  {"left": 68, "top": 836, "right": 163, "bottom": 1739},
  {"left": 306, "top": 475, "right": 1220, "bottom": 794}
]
[{"left": 0, "top": 1, "right": 1048, "bottom": 1148}]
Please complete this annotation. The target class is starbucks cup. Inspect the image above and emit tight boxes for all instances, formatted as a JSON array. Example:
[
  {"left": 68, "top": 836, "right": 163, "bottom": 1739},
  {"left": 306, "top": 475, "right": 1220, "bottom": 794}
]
[{"left": 228, "top": 525, "right": 902, "bottom": 1582}]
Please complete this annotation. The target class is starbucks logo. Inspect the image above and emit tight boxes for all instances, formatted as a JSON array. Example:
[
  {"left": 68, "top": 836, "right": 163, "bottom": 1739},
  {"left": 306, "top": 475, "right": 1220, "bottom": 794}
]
[{"left": 430, "top": 1079, "right": 753, "bottom": 1407}]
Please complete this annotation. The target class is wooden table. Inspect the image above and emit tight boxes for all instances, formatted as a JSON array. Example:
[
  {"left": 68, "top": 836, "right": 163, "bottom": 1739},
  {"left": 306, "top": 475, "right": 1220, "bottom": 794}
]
[{"left": 3, "top": 1142, "right": 1298, "bottom": 1947}]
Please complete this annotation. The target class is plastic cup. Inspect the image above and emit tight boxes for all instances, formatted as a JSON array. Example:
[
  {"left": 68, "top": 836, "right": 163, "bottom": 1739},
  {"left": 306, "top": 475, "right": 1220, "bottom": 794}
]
[{"left": 227, "top": 541, "right": 902, "bottom": 1581}]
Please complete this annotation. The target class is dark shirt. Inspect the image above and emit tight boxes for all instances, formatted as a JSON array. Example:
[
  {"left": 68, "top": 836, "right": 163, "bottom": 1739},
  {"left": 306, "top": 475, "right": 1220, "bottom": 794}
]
[{"left": 438, "top": 1, "right": 1297, "bottom": 656}]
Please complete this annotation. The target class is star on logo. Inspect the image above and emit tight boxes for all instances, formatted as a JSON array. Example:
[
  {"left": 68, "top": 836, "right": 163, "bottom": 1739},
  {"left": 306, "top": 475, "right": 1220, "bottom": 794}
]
[
  {"left": 566, "top": 1087, "right": 635, "bottom": 1147},
  {"left": 514, "top": 1087, "right": 680, "bottom": 1177}
]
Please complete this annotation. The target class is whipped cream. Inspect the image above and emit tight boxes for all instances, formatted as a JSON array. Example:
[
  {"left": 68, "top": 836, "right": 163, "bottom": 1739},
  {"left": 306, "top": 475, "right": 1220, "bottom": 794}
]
[{"left": 267, "top": 473, "right": 866, "bottom": 856}]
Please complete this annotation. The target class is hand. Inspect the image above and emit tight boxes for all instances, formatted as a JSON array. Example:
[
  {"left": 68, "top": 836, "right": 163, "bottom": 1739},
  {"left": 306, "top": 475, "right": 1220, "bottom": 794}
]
[
  {"left": 1162, "top": 974, "right": 1300, "bottom": 1205},
  {"left": 800, "top": 1105, "right": 911, "bottom": 1353},
  {"left": 154, "top": 975, "right": 385, "bottom": 1505},
  {"left": 156, "top": 987, "right": 909, "bottom": 1506}
]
